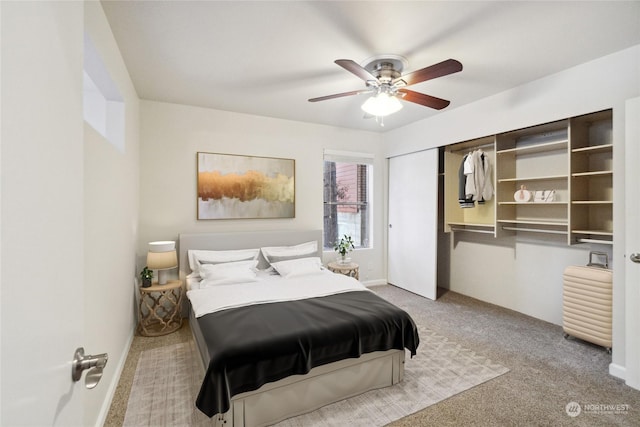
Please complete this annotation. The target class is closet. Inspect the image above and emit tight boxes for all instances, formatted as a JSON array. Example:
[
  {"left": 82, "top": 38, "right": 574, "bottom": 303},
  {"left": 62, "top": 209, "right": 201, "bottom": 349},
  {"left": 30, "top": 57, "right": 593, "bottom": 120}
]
[
  {"left": 443, "top": 136, "right": 496, "bottom": 235},
  {"left": 443, "top": 109, "right": 613, "bottom": 246}
]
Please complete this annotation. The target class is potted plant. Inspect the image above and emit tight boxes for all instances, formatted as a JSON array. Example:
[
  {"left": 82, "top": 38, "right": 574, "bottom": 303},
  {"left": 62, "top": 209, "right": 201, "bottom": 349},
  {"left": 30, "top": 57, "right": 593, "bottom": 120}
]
[
  {"left": 333, "top": 234, "right": 355, "bottom": 264},
  {"left": 140, "top": 266, "right": 153, "bottom": 288}
]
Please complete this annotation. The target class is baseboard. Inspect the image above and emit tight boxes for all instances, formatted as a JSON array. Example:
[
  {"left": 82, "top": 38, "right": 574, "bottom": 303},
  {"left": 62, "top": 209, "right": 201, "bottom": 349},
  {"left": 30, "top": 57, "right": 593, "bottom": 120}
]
[
  {"left": 362, "top": 279, "right": 388, "bottom": 287},
  {"left": 95, "top": 328, "right": 135, "bottom": 427},
  {"left": 609, "top": 362, "right": 626, "bottom": 381}
]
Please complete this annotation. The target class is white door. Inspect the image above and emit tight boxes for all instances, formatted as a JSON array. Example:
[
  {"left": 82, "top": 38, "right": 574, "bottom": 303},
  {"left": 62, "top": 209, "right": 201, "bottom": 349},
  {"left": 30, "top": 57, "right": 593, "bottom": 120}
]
[
  {"left": 388, "top": 149, "right": 438, "bottom": 300},
  {"left": 624, "top": 97, "right": 640, "bottom": 390},
  {"left": 1, "top": 2, "right": 86, "bottom": 424}
]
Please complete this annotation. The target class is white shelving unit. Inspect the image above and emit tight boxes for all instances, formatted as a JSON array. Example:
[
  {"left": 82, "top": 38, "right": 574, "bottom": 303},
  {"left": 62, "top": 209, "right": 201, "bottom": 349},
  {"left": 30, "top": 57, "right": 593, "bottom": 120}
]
[
  {"left": 569, "top": 110, "right": 613, "bottom": 245},
  {"left": 443, "top": 109, "right": 613, "bottom": 246},
  {"left": 495, "top": 119, "right": 570, "bottom": 240}
]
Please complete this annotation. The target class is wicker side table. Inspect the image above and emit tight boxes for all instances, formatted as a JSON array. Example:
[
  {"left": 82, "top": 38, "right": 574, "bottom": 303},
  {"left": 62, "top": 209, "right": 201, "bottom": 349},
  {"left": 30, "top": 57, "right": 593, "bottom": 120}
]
[
  {"left": 138, "top": 280, "right": 183, "bottom": 336},
  {"left": 327, "top": 261, "right": 359, "bottom": 280}
]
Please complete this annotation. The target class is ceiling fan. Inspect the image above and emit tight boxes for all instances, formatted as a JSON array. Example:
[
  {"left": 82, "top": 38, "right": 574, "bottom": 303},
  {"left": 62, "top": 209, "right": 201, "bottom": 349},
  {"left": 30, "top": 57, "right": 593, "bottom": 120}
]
[{"left": 309, "top": 55, "right": 463, "bottom": 118}]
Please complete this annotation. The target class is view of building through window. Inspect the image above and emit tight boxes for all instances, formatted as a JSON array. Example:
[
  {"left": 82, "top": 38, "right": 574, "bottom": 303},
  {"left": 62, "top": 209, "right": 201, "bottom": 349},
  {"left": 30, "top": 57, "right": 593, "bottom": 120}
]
[{"left": 323, "top": 160, "right": 371, "bottom": 249}]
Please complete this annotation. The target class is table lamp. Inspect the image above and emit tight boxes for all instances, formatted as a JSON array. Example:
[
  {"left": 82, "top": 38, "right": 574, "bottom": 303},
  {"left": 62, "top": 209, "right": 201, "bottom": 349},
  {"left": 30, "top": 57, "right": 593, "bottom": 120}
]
[{"left": 147, "top": 241, "right": 178, "bottom": 285}]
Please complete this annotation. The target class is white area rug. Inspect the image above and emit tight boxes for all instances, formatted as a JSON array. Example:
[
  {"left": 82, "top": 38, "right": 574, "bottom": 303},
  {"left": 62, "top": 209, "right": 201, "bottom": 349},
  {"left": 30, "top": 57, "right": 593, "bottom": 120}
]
[{"left": 123, "top": 326, "right": 508, "bottom": 427}]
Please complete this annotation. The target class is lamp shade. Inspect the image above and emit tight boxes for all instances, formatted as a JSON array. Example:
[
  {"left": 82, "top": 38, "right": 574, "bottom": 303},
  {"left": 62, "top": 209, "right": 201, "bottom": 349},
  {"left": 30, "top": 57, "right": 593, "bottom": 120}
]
[
  {"left": 361, "top": 93, "right": 403, "bottom": 117},
  {"left": 146, "top": 250, "right": 177, "bottom": 270},
  {"left": 147, "top": 241, "right": 177, "bottom": 285},
  {"left": 148, "top": 240, "right": 175, "bottom": 253}
]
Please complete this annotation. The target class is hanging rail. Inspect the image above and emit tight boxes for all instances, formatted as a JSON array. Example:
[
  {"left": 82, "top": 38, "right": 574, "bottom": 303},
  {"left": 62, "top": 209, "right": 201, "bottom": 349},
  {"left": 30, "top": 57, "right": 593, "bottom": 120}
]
[
  {"left": 501, "top": 226, "right": 567, "bottom": 235},
  {"left": 448, "top": 142, "right": 495, "bottom": 154},
  {"left": 450, "top": 227, "right": 495, "bottom": 235}
]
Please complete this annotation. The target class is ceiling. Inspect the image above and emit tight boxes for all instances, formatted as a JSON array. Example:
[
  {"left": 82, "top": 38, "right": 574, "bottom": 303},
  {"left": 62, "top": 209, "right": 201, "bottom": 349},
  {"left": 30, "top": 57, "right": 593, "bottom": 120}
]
[{"left": 101, "top": 1, "right": 640, "bottom": 132}]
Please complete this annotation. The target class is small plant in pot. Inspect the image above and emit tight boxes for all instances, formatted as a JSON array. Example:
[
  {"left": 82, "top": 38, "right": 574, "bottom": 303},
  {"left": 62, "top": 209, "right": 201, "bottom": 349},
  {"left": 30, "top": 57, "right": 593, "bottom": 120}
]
[
  {"left": 333, "top": 234, "right": 355, "bottom": 264},
  {"left": 140, "top": 266, "right": 153, "bottom": 288}
]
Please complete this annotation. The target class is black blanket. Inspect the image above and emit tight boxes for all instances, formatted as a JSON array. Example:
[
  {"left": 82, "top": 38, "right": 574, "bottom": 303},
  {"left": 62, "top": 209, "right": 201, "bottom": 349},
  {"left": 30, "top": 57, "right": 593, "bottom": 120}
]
[{"left": 195, "top": 290, "right": 419, "bottom": 417}]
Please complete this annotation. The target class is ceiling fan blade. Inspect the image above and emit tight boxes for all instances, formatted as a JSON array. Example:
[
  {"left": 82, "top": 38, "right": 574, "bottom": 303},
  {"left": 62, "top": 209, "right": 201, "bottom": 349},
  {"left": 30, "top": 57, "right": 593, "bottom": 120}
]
[
  {"left": 335, "top": 59, "right": 378, "bottom": 83},
  {"left": 393, "top": 59, "right": 463, "bottom": 86},
  {"left": 308, "top": 89, "right": 373, "bottom": 102},
  {"left": 398, "top": 89, "right": 450, "bottom": 110}
]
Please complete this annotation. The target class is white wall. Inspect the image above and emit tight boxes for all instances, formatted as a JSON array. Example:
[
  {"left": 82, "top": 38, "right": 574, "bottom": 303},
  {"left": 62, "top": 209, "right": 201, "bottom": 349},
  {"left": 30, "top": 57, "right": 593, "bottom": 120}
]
[
  {"left": 139, "top": 101, "right": 386, "bottom": 283},
  {"left": 383, "top": 45, "right": 640, "bottom": 377},
  {"left": 83, "top": 3, "right": 140, "bottom": 425}
]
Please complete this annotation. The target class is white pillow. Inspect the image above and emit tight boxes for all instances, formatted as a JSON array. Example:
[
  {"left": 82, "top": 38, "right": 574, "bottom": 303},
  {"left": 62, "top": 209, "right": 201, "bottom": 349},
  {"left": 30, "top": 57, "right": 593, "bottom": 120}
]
[
  {"left": 270, "top": 257, "right": 323, "bottom": 278},
  {"left": 198, "top": 259, "right": 259, "bottom": 287},
  {"left": 188, "top": 248, "right": 260, "bottom": 275},
  {"left": 261, "top": 241, "right": 318, "bottom": 265}
]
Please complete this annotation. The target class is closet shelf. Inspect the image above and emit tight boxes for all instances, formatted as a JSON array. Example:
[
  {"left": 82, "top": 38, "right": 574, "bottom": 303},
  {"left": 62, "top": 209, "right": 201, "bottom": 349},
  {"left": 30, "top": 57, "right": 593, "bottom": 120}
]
[
  {"left": 571, "top": 170, "right": 613, "bottom": 177},
  {"left": 447, "top": 221, "right": 494, "bottom": 228},
  {"left": 571, "top": 143, "right": 613, "bottom": 154},
  {"left": 498, "top": 174, "right": 567, "bottom": 182},
  {"left": 576, "top": 238, "right": 613, "bottom": 245},
  {"left": 496, "top": 140, "right": 568, "bottom": 156},
  {"left": 498, "top": 202, "right": 567, "bottom": 205},
  {"left": 571, "top": 200, "right": 612, "bottom": 205},
  {"left": 572, "top": 229, "right": 613, "bottom": 236},
  {"left": 497, "top": 219, "right": 568, "bottom": 226}
]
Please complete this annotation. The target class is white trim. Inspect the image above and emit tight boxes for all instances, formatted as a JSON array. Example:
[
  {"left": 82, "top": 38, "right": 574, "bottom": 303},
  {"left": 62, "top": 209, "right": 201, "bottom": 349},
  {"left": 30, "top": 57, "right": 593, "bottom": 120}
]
[
  {"left": 362, "top": 279, "right": 388, "bottom": 287},
  {"left": 624, "top": 96, "right": 640, "bottom": 391},
  {"left": 323, "top": 149, "right": 374, "bottom": 165},
  {"left": 94, "top": 329, "right": 135, "bottom": 427},
  {"left": 609, "top": 363, "right": 626, "bottom": 381}
]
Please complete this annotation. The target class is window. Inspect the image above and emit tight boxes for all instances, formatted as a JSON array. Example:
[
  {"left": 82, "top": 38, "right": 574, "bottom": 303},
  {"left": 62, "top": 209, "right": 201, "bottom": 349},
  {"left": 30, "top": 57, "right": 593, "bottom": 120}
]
[
  {"left": 323, "top": 150, "right": 373, "bottom": 250},
  {"left": 83, "top": 33, "right": 125, "bottom": 153}
]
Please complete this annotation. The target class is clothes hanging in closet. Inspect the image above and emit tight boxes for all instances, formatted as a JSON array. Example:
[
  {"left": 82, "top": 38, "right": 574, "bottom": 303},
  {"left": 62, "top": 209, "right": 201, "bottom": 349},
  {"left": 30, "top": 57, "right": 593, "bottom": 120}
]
[
  {"left": 458, "top": 150, "right": 493, "bottom": 208},
  {"left": 458, "top": 154, "right": 474, "bottom": 208}
]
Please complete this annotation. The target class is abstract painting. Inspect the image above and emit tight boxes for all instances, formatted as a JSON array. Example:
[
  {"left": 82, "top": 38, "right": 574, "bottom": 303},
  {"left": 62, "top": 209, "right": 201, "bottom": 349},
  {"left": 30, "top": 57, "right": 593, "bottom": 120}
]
[{"left": 197, "top": 152, "right": 295, "bottom": 219}]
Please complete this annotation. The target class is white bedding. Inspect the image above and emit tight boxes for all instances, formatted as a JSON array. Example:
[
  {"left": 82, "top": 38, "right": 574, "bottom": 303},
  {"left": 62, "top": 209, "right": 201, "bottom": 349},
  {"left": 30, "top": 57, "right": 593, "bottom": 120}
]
[{"left": 186, "top": 270, "right": 369, "bottom": 318}]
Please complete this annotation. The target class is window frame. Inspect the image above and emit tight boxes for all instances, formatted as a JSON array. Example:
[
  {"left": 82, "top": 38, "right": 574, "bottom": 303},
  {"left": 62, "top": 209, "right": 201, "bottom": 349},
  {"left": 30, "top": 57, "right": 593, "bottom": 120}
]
[{"left": 322, "top": 150, "right": 374, "bottom": 251}]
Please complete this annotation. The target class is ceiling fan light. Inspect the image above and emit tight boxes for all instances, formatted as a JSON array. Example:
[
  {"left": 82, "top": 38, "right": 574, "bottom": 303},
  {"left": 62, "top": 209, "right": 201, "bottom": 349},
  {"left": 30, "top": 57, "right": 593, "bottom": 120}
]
[{"left": 361, "top": 93, "right": 403, "bottom": 117}]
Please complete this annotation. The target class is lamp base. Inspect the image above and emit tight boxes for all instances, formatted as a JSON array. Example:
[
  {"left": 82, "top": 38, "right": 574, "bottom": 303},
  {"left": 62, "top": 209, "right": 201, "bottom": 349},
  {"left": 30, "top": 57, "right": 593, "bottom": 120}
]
[{"left": 157, "top": 270, "right": 169, "bottom": 285}]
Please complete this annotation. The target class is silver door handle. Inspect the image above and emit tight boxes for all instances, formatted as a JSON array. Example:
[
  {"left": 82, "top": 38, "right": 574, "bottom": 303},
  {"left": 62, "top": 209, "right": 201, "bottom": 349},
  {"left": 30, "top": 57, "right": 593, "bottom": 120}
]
[
  {"left": 631, "top": 253, "right": 640, "bottom": 263},
  {"left": 72, "top": 347, "right": 108, "bottom": 389}
]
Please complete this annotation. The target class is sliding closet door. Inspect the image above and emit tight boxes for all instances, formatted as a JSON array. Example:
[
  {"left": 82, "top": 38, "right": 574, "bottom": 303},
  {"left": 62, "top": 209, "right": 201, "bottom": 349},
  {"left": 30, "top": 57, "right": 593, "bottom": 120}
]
[{"left": 388, "top": 149, "right": 438, "bottom": 300}]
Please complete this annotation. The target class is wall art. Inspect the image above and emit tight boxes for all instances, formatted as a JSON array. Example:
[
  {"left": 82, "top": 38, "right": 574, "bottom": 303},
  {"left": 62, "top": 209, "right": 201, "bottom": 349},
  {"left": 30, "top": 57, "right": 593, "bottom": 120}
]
[{"left": 197, "top": 152, "right": 295, "bottom": 219}]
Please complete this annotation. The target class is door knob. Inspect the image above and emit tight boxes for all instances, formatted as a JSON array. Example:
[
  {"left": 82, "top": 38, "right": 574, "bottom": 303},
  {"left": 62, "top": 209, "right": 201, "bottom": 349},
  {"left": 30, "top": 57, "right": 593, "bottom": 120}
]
[
  {"left": 72, "top": 347, "right": 108, "bottom": 389},
  {"left": 631, "top": 253, "right": 640, "bottom": 264}
]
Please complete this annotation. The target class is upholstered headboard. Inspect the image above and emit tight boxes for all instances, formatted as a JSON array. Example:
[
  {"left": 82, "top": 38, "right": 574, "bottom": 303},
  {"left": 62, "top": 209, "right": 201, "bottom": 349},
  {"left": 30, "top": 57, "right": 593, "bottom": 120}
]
[{"left": 178, "top": 229, "right": 323, "bottom": 278}]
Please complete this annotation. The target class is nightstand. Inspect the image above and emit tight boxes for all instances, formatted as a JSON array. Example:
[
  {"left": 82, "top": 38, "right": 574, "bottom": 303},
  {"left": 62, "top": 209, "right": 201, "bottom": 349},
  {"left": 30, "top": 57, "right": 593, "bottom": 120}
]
[
  {"left": 327, "top": 261, "right": 359, "bottom": 280},
  {"left": 138, "top": 280, "right": 183, "bottom": 336}
]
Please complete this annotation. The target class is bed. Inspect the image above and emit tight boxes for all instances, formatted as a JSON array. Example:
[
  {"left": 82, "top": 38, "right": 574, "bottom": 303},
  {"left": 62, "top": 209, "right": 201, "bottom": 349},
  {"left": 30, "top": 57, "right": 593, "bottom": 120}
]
[{"left": 179, "top": 230, "right": 419, "bottom": 427}]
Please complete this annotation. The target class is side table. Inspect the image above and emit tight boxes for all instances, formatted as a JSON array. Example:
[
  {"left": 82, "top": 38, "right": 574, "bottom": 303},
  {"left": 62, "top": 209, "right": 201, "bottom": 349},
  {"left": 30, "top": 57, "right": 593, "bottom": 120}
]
[
  {"left": 138, "top": 279, "right": 183, "bottom": 336},
  {"left": 327, "top": 261, "right": 359, "bottom": 280}
]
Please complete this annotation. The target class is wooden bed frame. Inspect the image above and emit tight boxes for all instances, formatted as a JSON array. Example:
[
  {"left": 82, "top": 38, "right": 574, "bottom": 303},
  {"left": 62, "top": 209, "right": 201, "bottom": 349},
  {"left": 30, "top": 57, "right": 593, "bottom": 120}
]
[{"left": 179, "top": 230, "right": 405, "bottom": 427}]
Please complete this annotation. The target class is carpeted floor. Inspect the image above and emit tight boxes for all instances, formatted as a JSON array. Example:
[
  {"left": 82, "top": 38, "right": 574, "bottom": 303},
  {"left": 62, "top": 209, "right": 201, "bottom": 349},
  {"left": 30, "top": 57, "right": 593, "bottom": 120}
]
[
  {"left": 105, "top": 285, "right": 640, "bottom": 426},
  {"left": 121, "top": 327, "right": 507, "bottom": 426}
]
